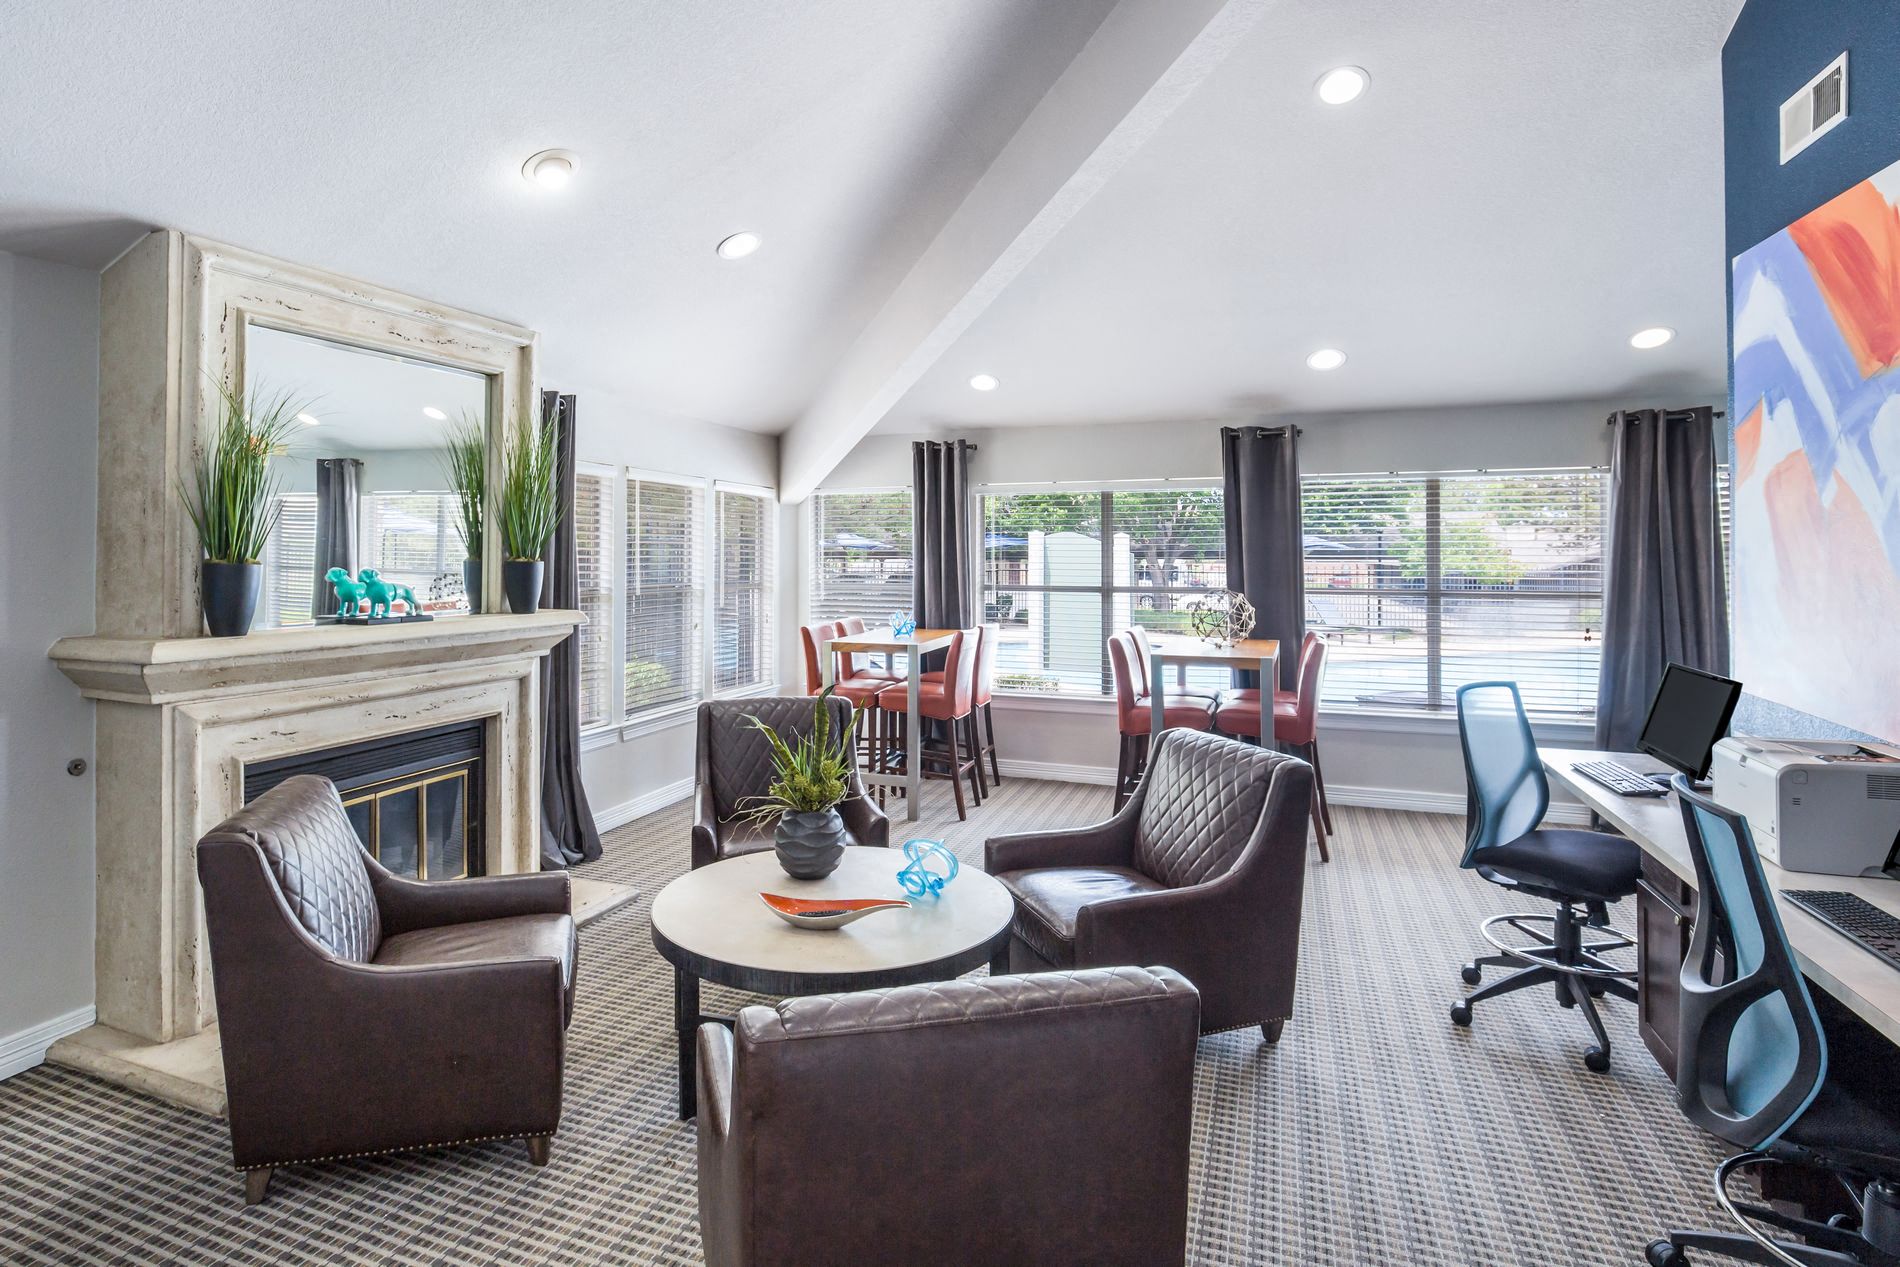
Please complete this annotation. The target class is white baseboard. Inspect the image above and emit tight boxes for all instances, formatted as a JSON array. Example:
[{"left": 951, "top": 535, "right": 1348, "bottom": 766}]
[
  {"left": 0, "top": 1005, "right": 97, "bottom": 1082},
  {"left": 594, "top": 776, "right": 694, "bottom": 834},
  {"left": 991, "top": 763, "right": 1592, "bottom": 826}
]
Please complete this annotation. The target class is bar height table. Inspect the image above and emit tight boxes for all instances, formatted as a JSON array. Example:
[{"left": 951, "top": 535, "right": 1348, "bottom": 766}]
[
  {"left": 820, "top": 625, "right": 960, "bottom": 822},
  {"left": 1143, "top": 636, "right": 1281, "bottom": 735}
]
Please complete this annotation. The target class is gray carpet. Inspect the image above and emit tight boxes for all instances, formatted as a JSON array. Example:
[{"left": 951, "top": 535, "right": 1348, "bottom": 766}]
[{"left": 0, "top": 778, "right": 1729, "bottom": 1265}]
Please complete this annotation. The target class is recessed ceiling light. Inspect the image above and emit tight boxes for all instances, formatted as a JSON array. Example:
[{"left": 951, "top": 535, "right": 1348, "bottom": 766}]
[
  {"left": 296, "top": 412, "right": 320, "bottom": 427},
  {"left": 969, "top": 373, "right": 1000, "bottom": 392},
  {"left": 1316, "top": 66, "right": 1369, "bottom": 106},
  {"left": 422, "top": 406, "right": 448, "bottom": 420},
  {"left": 1305, "top": 348, "right": 1348, "bottom": 372},
  {"left": 521, "top": 149, "right": 577, "bottom": 190},
  {"left": 1630, "top": 326, "right": 1676, "bottom": 350},
  {"left": 716, "top": 231, "right": 762, "bottom": 260}
]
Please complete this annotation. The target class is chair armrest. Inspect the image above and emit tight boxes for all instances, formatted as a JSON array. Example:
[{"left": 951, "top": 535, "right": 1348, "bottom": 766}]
[
  {"left": 840, "top": 788, "right": 890, "bottom": 849},
  {"left": 692, "top": 781, "right": 720, "bottom": 869},
  {"left": 985, "top": 815, "right": 1135, "bottom": 874},
  {"left": 370, "top": 863, "right": 571, "bottom": 937},
  {"left": 696, "top": 1023, "right": 742, "bottom": 1267}
]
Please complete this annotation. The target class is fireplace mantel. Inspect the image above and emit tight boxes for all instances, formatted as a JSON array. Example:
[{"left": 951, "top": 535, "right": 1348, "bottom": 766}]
[{"left": 52, "top": 611, "right": 583, "bottom": 704}]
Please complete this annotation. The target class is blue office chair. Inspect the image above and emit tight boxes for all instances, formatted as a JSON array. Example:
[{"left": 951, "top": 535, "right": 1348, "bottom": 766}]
[
  {"left": 1647, "top": 778, "right": 1900, "bottom": 1267},
  {"left": 1451, "top": 681, "right": 1641, "bottom": 1071}
]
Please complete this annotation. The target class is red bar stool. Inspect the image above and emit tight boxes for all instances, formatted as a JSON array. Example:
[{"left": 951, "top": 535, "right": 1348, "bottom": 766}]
[
  {"left": 1214, "top": 633, "right": 1331, "bottom": 860},
  {"left": 875, "top": 626, "right": 986, "bottom": 820},
  {"left": 1108, "top": 631, "right": 1214, "bottom": 812}
]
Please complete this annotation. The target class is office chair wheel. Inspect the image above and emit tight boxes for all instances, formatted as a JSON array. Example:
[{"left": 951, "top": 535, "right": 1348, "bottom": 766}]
[
  {"left": 1460, "top": 963, "right": 1483, "bottom": 986},
  {"left": 1449, "top": 1001, "right": 1472, "bottom": 1027},
  {"left": 1643, "top": 1240, "right": 1687, "bottom": 1267},
  {"left": 1583, "top": 1046, "right": 1610, "bottom": 1073}
]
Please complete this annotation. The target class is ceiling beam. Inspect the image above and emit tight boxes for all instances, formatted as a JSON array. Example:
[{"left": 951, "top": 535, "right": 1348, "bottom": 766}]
[{"left": 777, "top": 0, "right": 1270, "bottom": 502}]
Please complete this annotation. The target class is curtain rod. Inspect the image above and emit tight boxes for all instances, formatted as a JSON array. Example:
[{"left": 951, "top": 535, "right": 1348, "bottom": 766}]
[{"left": 1605, "top": 408, "right": 1727, "bottom": 424}]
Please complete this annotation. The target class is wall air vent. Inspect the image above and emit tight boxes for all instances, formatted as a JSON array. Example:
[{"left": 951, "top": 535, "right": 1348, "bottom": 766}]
[
  {"left": 1869, "top": 773, "right": 1900, "bottom": 802},
  {"left": 1781, "top": 53, "right": 1848, "bottom": 164}
]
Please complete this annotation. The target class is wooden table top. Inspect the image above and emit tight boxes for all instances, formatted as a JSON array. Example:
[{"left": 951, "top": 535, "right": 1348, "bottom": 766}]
[
  {"left": 825, "top": 626, "right": 961, "bottom": 654},
  {"left": 1145, "top": 636, "right": 1280, "bottom": 666}
]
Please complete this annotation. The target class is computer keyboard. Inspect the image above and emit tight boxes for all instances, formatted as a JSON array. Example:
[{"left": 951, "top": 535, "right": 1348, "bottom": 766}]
[
  {"left": 1782, "top": 890, "right": 1900, "bottom": 973},
  {"left": 1572, "top": 759, "right": 1668, "bottom": 797}
]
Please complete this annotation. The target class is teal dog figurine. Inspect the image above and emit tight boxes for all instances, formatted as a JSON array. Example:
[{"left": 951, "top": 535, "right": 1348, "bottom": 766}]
[
  {"left": 358, "top": 569, "right": 419, "bottom": 619},
  {"left": 326, "top": 566, "right": 368, "bottom": 619}
]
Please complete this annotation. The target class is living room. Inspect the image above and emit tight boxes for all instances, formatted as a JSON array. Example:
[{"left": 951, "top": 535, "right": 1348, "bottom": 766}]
[{"left": 5, "top": 2, "right": 1899, "bottom": 1264}]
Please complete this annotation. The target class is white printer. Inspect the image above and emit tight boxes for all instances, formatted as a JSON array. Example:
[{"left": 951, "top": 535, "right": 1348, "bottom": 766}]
[{"left": 1710, "top": 737, "right": 1900, "bottom": 877}]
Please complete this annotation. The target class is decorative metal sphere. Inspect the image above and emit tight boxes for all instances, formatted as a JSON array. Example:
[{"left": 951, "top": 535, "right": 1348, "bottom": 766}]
[{"left": 1187, "top": 589, "right": 1257, "bottom": 646}]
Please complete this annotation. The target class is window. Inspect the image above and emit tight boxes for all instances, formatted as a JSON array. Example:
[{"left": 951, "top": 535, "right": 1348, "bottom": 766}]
[
  {"left": 714, "top": 486, "right": 774, "bottom": 693},
  {"left": 575, "top": 470, "right": 614, "bottom": 730},
  {"left": 263, "top": 492, "right": 318, "bottom": 626},
  {"left": 979, "top": 488, "right": 1228, "bottom": 695},
  {"left": 363, "top": 491, "right": 468, "bottom": 609},
  {"left": 808, "top": 490, "right": 913, "bottom": 621},
  {"left": 625, "top": 476, "right": 703, "bottom": 718},
  {"left": 1302, "top": 470, "right": 1607, "bottom": 716}
]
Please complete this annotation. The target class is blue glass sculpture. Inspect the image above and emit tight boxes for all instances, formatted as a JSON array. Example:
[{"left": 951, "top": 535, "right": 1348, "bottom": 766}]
[
  {"left": 896, "top": 839, "right": 959, "bottom": 899},
  {"left": 890, "top": 609, "right": 917, "bottom": 637}
]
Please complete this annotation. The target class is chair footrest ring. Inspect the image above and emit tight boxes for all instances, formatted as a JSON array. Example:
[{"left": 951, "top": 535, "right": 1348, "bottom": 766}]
[{"left": 1478, "top": 912, "right": 1635, "bottom": 980}]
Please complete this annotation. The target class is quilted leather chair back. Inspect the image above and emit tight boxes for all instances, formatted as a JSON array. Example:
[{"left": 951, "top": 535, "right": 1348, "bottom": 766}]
[
  {"left": 706, "top": 695, "right": 858, "bottom": 825},
  {"left": 1132, "top": 730, "right": 1277, "bottom": 889},
  {"left": 200, "top": 774, "right": 381, "bottom": 961}
]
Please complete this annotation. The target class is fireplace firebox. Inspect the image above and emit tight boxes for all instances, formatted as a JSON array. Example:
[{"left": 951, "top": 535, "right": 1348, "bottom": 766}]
[{"left": 244, "top": 720, "right": 486, "bottom": 881}]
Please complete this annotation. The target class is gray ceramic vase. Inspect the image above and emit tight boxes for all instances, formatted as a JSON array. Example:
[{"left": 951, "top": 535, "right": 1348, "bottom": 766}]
[{"left": 774, "top": 809, "right": 848, "bottom": 880}]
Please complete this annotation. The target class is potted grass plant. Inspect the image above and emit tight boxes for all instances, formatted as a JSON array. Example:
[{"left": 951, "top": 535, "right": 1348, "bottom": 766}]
[
  {"left": 737, "top": 688, "right": 870, "bottom": 879},
  {"left": 441, "top": 413, "right": 487, "bottom": 610},
  {"left": 498, "top": 419, "right": 564, "bottom": 614},
  {"left": 178, "top": 380, "right": 305, "bottom": 637}
]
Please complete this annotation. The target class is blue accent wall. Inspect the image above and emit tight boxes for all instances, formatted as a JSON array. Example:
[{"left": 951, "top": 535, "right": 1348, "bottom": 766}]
[{"left": 1723, "top": 0, "right": 1900, "bottom": 742}]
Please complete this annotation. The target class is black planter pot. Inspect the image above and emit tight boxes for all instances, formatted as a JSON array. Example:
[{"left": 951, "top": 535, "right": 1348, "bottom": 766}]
[
  {"left": 774, "top": 809, "right": 848, "bottom": 880},
  {"left": 503, "top": 559, "right": 545, "bottom": 614},
  {"left": 462, "top": 558, "right": 483, "bottom": 612},
  {"left": 201, "top": 560, "right": 261, "bottom": 637}
]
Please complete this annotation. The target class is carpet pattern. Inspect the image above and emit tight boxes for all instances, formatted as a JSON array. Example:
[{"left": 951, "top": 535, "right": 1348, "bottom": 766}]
[{"left": 0, "top": 778, "right": 1730, "bottom": 1265}]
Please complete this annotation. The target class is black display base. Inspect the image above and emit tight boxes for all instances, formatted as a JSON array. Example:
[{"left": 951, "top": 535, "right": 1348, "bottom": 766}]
[{"left": 320, "top": 612, "right": 436, "bottom": 626}]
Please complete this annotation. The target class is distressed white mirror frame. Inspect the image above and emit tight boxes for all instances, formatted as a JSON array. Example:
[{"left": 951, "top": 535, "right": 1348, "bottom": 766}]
[{"left": 175, "top": 235, "right": 536, "bottom": 631}]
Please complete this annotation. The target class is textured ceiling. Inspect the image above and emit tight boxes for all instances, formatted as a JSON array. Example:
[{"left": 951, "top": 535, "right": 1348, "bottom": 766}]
[
  {"left": 876, "top": 0, "right": 1745, "bottom": 432},
  {"left": 0, "top": 0, "right": 1744, "bottom": 451}
]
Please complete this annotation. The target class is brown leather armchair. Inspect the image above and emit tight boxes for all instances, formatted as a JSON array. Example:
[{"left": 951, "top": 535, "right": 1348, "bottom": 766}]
[
  {"left": 196, "top": 775, "right": 576, "bottom": 1204},
  {"left": 693, "top": 695, "right": 889, "bottom": 869},
  {"left": 696, "top": 966, "right": 1200, "bottom": 1267},
  {"left": 986, "top": 728, "right": 1314, "bottom": 1040}
]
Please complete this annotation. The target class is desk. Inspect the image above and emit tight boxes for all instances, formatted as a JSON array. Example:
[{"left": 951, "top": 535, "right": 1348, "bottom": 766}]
[
  {"left": 1143, "top": 636, "right": 1279, "bottom": 734},
  {"left": 821, "top": 626, "right": 960, "bottom": 823},
  {"left": 1541, "top": 748, "right": 1900, "bottom": 1070}
]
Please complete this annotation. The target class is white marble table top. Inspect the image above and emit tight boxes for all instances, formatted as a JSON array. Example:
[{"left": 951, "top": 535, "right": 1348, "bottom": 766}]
[{"left": 649, "top": 847, "right": 1013, "bottom": 979}]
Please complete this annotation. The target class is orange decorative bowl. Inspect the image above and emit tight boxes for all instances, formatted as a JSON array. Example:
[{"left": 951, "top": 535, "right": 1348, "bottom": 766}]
[{"left": 760, "top": 892, "right": 910, "bottom": 930}]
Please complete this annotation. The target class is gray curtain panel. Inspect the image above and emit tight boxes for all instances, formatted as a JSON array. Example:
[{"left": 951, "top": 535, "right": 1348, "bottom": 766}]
[
  {"left": 1594, "top": 406, "right": 1730, "bottom": 750},
  {"left": 911, "top": 439, "right": 974, "bottom": 636},
  {"left": 537, "top": 390, "right": 602, "bottom": 869},
  {"left": 1221, "top": 425, "right": 1305, "bottom": 690},
  {"left": 312, "top": 457, "right": 361, "bottom": 618}
]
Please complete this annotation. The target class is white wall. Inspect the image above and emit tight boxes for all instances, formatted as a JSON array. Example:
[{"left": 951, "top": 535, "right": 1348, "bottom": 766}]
[
  {"left": 0, "top": 252, "right": 100, "bottom": 1075},
  {"left": 563, "top": 388, "right": 798, "bottom": 825},
  {"left": 815, "top": 400, "right": 1632, "bottom": 808}
]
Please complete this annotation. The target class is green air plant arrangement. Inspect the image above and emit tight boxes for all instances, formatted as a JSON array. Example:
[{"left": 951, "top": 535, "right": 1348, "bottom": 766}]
[
  {"left": 497, "top": 420, "right": 565, "bottom": 613},
  {"left": 736, "top": 688, "right": 871, "bottom": 880}
]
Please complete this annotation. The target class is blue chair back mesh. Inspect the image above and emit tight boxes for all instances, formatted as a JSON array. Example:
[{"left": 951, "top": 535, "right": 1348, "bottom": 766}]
[
  {"left": 1455, "top": 682, "right": 1548, "bottom": 868},
  {"left": 1675, "top": 779, "right": 1827, "bottom": 1148}
]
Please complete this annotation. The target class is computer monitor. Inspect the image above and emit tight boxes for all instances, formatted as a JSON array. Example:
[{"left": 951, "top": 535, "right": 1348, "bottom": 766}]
[{"left": 1637, "top": 662, "right": 1743, "bottom": 780}]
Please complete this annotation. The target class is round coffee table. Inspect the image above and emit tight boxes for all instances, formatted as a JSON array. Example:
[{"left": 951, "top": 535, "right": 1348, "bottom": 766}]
[{"left": 650, "top": 846, "right": 1014, "bottom": 1118}]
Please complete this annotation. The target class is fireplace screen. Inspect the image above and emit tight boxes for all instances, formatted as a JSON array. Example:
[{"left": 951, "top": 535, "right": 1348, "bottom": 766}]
[{"left": 244, "top": 720, "right": 485, "bottom": 881}]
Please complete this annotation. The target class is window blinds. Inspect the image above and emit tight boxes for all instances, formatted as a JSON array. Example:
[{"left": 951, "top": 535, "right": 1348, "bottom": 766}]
[
  {"left": 265, "top": 492, "right": 318, "bottom": 627},
  {"left": 1301, "top": 471, "right": 1607, "bottom": 715},
  {"left": 574, "top": 471, "right": 614, "bottom": 730},
  {"left": 714, "top": 488, "right": 774, "bottom": 693},
  {"left": 363, "top": 491, "right": 467, "bottom": 605},
  {"left": 809, "top": 490, "right": 913, "bottom": 621},
  {"left": 626, "top": 477, "right": 702, "bottom": 718}
]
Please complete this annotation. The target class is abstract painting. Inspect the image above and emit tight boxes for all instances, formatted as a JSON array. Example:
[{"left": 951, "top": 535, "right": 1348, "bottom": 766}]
[{"left": 1732, "top": 158, "right": 1900, "bottom": 740}]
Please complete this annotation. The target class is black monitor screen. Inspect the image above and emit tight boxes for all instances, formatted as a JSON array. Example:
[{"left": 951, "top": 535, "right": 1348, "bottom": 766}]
[{"left": 1637, "top": 663, "right": 1743, "bottom": 779}]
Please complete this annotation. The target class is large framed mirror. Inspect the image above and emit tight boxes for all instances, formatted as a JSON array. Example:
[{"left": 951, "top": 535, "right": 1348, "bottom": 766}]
[{"left": 245, "top": 325, "right": 490, "bottom": 627}]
